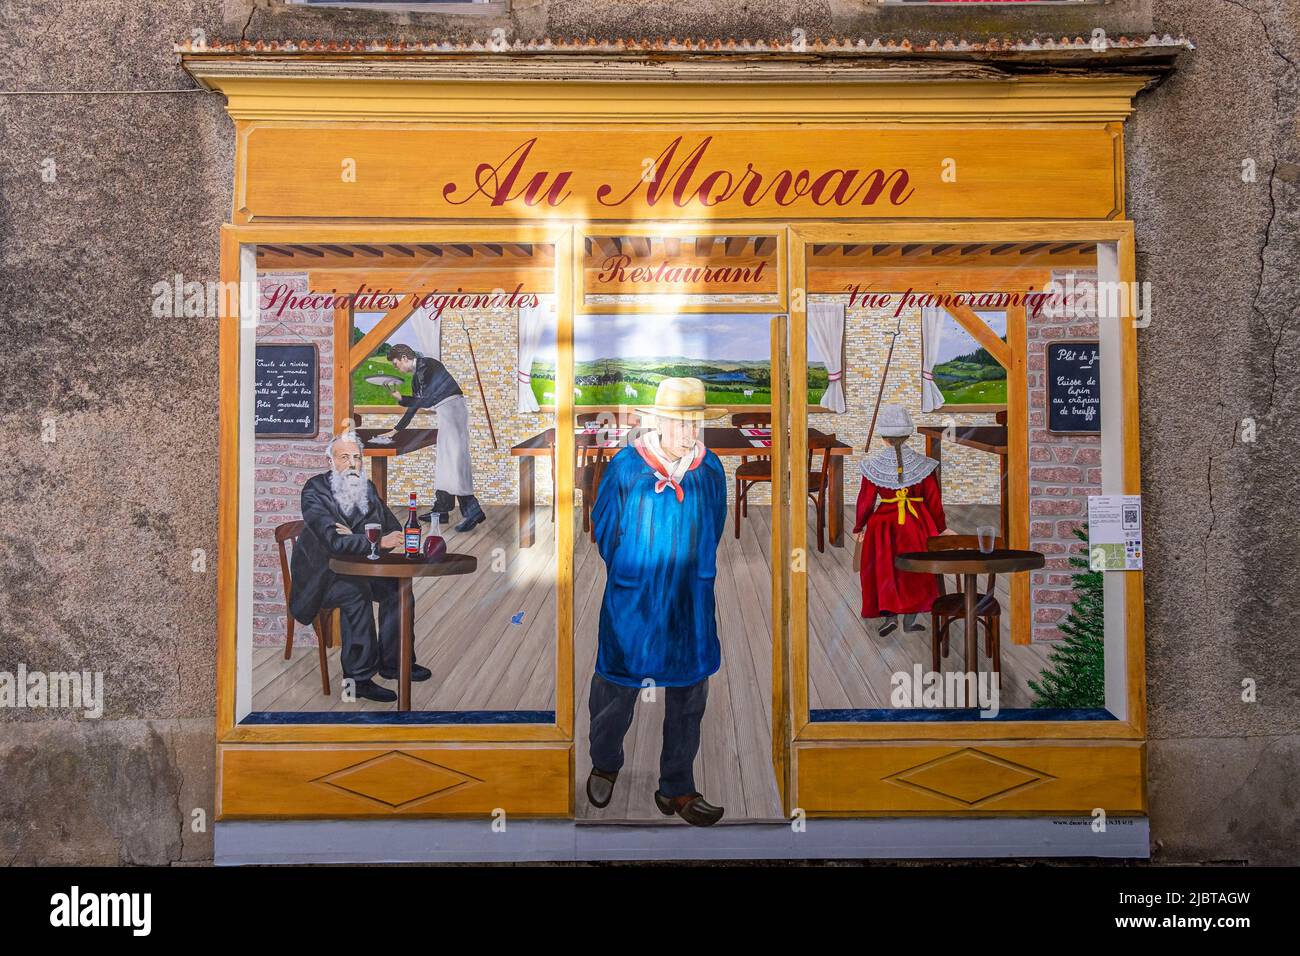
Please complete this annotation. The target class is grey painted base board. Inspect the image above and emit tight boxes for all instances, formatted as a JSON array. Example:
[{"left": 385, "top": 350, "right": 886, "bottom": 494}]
[{"left": 216, "top": 817, "right": 1151, "bottom": 864}]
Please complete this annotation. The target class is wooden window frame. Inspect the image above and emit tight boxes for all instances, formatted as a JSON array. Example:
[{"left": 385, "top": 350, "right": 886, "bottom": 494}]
[
  {"left": 217, "top": 223, "right": 576, "bottom": 748},
  {"left": 787, "top": 220, "right": 1144, "bottom": 745}
]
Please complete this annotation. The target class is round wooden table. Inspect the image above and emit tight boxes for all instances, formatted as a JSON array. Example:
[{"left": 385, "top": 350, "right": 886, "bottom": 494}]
[
  {"left": 329, "top": 551, "right": 477, "bottom": 710},
  {"left": 894, "top": 549, "right": 1044, "bottom": 679}
]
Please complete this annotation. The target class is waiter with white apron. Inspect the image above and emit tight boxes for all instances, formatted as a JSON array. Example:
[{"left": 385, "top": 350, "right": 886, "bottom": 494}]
[{"left": 379, "top": 344, "right": 486, "bottom": 533}]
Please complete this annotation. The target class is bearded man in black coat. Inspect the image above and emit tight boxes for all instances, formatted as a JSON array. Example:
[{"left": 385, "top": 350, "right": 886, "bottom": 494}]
[{"left": 289, "top": 429, "right": 432, "bottom": 703}]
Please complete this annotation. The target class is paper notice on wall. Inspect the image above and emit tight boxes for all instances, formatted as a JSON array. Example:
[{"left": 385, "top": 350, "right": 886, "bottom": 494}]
[{"left": 1087, "top": 495, "right": 1143, "bottom": 570}]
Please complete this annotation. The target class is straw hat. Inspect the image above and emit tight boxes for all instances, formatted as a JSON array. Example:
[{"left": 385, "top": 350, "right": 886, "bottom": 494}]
[
  {"left": 636, "top": 377, "right": 728, "bottom": 422},
  {"left": 876, "top": 403, "right": 916, "bottom": 438}
]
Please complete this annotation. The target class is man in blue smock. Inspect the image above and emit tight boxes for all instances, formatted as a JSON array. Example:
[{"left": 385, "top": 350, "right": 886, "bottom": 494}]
[{"left": 584, "top": 377, "right": 729, "bottom": 827}]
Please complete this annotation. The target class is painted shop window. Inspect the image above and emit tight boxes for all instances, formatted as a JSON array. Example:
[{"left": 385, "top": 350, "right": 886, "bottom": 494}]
[
  {"left": 804, "top": 238, "right": 1111, "bottom": 722},
  {"left": 244, "top": 240, "right": 558, "bottom": 723},
  {"left": 568, "top": 320, "right": 784, "bottom": 822}
]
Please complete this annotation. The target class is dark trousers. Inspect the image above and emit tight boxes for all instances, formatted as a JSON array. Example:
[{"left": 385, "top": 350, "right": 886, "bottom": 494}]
[
  {"left": 587, "top": 673, "right": 708, "bottom": 798},
  {"left": 322, "top": 575, "right": 409, "bottom": 681}
]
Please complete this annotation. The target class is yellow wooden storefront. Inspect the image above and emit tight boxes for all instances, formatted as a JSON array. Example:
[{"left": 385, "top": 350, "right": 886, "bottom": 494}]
[{"left": 187, "top": 46, "right": 1152, "bottom": 823}]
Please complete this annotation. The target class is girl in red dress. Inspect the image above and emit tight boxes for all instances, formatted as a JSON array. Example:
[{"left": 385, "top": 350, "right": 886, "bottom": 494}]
[{"left": 852, "top": 405, "right": 948, "bottom": 636}]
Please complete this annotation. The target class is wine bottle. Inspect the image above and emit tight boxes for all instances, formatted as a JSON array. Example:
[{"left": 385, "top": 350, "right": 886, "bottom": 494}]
[{"left": 404, "top": 492, "right": 421, "bottom": 559}]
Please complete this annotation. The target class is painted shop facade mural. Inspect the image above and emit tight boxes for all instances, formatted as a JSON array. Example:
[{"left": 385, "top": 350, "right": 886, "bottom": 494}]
[{"left": 190, "top": 47, "right": 1150, "bottom": 830}]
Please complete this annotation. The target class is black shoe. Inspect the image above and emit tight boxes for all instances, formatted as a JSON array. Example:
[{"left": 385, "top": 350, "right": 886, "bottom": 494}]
[
  {"left": 432, "top": 490, "right": 456, "bottom": 514},
  {"left": 902, "top": 613, "right": 926, "bottom": 633},
  {"left": 877, "top": 616, "right": 898, "bottom": 637},
  {"left": 454, "top": 510, "right": 486, "bottom": 533},
  {"left": 379, "top": 664, "right": 432, "bottom": 682},
  {"left": 586, "top": 768, "right": 619, "bottom": 808},
  {"left": 417, "top": 511, "right": 451, "bottom": 525},
  {"left": 352, "top": 678, "right": 397, "bottom": 703},
  {"left": 654, "top": 790, "right": 724, "bottom": 827}
]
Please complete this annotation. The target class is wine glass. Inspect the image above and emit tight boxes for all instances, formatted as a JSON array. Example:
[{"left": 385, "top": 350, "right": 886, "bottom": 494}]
[
  {"left": 976, "top": 525, "right": 997, "bottom": 554},
  {"left": 365, "top": 523, "right": 382, "bottom": 561}
]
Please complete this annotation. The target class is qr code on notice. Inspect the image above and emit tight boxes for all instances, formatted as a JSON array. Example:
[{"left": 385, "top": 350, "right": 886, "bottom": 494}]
[{"left": 1123, "top": 507, "right": 1139, "bottom": 528}]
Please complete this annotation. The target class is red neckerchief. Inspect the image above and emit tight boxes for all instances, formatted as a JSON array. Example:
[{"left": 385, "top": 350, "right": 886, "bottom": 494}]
[{"left": 632, "top": 437, "right": 706, "bottom": 503}]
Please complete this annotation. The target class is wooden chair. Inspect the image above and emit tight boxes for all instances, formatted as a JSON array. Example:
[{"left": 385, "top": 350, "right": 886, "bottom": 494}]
[
  {"left": 274, "top": 519, "right": 337, "bottom": 696},
  {"left": 807, "top": 432, "right": 836, "bottom": 553},
  {"left": 575, "top": 412, "right": 641, "bottom": 539},
  {"left": 926, "top": 534, "right": 1005, "bottom": 677},
  {"left": 731, "top": 411, "right": 772, "bottom": 539}
]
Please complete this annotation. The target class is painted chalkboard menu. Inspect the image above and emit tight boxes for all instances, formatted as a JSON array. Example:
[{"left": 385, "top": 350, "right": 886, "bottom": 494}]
[
  {"left": 1046, "top": 340, "right": 1101, "bottom": 434},
  {"left": 255, "top": 343, "right": 319, "bottom": 438}
]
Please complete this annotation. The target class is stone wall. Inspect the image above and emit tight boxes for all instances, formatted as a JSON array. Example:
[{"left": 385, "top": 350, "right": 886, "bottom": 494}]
[{"left": 3, "top": 0, "right": 1297, "bottom": 866}]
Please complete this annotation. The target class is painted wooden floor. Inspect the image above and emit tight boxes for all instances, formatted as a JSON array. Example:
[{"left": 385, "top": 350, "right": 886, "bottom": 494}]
[{"left": 253, "top": 501, "right": 1059, "bottom": 820}]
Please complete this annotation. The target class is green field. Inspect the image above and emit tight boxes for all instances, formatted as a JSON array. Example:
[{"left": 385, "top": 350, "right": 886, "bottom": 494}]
[
  {"left": 937, "top": 378, "right": 1008, "bottom": 404},
  {"left": 933, "top": 356, "right": 1007, "bottom": 406},
  {"left": 530, "top": 356, "right": 824, "bottom": 407},
  {"left": 352, "top": 356, "right": 413, "bottom": 406}
]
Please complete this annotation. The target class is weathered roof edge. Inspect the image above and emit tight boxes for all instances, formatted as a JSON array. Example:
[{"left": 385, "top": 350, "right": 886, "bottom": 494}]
[
  {"left": 175, "top": 34, "right": 1193, "bottom": 58},
  {"left": 179, "top": 35, "right": 1191, "bottom": 89}
]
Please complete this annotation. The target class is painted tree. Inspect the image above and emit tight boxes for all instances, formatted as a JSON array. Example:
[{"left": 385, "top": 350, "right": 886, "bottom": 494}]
[{"left": 1029, "top": 527, "right": 1106, "bottom": 709}]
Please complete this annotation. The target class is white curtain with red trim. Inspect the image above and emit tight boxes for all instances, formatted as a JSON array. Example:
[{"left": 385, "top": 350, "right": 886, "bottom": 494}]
[
  {"left": 921, "top": 306, "right": 946, "bottom": 413},
  {"left": 808, "top": 301, "right": 846, "bottom": 413},
  {"left": 517, "top": 296, "right": 550, "bottom": 413}
]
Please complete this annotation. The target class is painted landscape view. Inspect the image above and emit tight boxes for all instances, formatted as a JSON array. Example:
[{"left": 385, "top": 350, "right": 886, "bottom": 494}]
[
  {"left": 349, "top": 313, "right": 417, "bottom": 405},
  {"left": 530, "top": 357, "right": 828, "bottom": 407},
  {"left": 932, "top": 344, "right": 1008, "bottom": 404},
  {"left": 532, "top": 312, "right": 825, "bottom": 407},
  {"left": 931, "top": 311, "right": 1008, "bottom": 405}
]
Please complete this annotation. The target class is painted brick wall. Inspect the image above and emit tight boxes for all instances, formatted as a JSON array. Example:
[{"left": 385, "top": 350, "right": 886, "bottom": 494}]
[
  {"left": 253, "top": 273, "right": 335, "bottom": 648},
  {"left": 1027, "top": 271, "right": 1101, "bottom": 642}
]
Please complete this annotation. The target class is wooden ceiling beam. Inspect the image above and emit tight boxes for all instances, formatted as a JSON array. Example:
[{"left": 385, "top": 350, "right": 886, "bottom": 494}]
[
  {"left": 627, "top": 236, "right": 653, "bottom": 258},
  {"left": 593, "top": 236, "right": 621, "bottom": 258}
]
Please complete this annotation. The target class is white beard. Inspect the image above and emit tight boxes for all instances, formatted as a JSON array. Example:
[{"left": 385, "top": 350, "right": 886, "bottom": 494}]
[{"left": 329, "top": 468, "right": 371, "bottom": 518}]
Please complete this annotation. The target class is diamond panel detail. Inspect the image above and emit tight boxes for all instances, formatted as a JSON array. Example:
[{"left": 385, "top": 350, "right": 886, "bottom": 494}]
[
  {"left": 883, "top": 748, "right": 1055, "bottom": 807},
  {"left": 312, "top": 751, "right": 483, "bottom": 810}
]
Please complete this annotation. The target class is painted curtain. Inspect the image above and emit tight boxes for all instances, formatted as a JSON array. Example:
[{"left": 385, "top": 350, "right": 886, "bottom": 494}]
[
  {"left": 809, "top": 301, "right": 846, "bottom": 413},
  {"left": 408, "top": 302, "right": 442, "bottom": 363},
  {"left": 920, "top": 306, "right": 946, "bottom": 413},
  {"left": 517, "top": 296, "right": 550, "bottom": 412}
]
